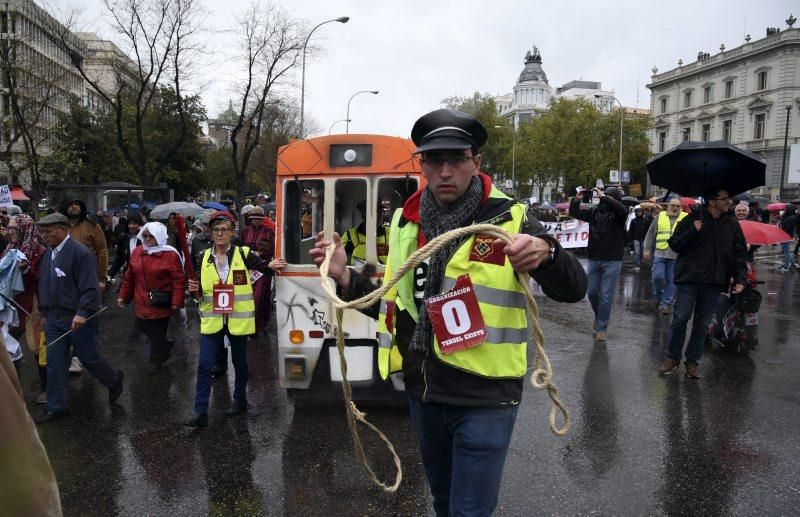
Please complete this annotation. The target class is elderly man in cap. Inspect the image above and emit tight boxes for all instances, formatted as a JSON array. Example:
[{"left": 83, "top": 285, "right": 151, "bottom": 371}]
[
  {"left": 34, "top": 213, "right": 124, "bottom": 423},
  {"left": 311, "top": 109, "right": 587, "bottom": 516}
]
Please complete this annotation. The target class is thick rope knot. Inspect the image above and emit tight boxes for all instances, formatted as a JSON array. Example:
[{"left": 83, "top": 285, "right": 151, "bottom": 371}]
[{"left": 320, "top": 223, "right": 571, "bottom": 492}]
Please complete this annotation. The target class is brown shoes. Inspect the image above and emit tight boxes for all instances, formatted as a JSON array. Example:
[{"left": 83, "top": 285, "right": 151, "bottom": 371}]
[
  {"left": 658, "top": 358, "right": 680, "bottom": 374},
  {"left": 685, "top": 362, "right": 701, "bottom": 379},
  {"left": 594, "top": 332, "right": 607, "bottom": 342}
]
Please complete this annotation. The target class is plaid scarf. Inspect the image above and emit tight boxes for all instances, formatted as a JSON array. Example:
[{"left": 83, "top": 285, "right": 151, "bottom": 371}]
[{"left": 408, "top": 176, "right": 483, "bottom": 354}]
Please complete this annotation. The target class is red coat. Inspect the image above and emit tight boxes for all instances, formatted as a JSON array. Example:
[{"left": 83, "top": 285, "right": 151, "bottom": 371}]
[{"left": 118, "top": 247, "right": 186, "bottom": 319}]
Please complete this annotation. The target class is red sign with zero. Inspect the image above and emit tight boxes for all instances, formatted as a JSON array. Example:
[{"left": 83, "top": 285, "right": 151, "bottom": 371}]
[
  {"left": 426, "top": 275, "right": 487, "bottom": 355},
  {"left": 213, "top": 284, "right": 235, "bottom": 314}
]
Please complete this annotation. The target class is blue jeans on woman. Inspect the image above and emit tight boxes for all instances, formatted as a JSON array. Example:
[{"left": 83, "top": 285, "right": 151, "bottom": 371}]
[
  {"left": 408, "top": 396, "right": 519, "bottom": 517},
  {"left": 667, "top": 283, "right": 722, "bottom": 364},
  {"left": 587, "top": 260, "right": 623, "bottom": 333},
  {"left": 652, "top": 256, "right": 677, "bottom": 306},
  {"left": 194, "top": 327, "right": 248, "bottom": 414},
  {"left": 780, "top": 242, "right": 797, "bottom": 269}
]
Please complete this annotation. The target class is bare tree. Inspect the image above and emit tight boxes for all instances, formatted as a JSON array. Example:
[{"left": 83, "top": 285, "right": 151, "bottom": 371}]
[
  {"left": 49, "top": 0, "right": 206, "bottom": 186},
  {"left": 228, "top": 1, "right": 306, "bottom": 203},
  {"left": 0, "top": 2, "right": 83, "bottom": 203}
]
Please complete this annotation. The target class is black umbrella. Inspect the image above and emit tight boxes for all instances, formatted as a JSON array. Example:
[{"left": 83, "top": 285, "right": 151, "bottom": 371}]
[
  {"left": 753, "top": 196, "right": 772, "bottom": 205},
  {"left": 646, "top": 140, "right": 766, "bottom": 197},
  {"left": 621, "top": 196, "right": 639, "bottom": 206},
  {"left": 732, "top": 192, "right": 754, "bottom": 204},
  {"left": 786, "top": 198, "right": 800, "bottom": 205}
]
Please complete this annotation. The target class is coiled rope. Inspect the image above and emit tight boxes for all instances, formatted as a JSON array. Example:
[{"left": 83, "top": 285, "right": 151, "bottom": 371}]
[{"left": 319, "top": 223, "right": 570, "bottom": 492}]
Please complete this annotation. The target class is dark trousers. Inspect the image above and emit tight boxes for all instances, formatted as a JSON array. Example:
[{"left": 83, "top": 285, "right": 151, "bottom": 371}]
[
  {"left": 667, "top": 283, "right": 722, "bottom": 364},
  {"left": 194, "top": 328, "right": 248, "bottom": 414},
  {"left": 136, "top": 317, "right": 173, "bottom": 365},
  {"left": 45, "top": 315, "right": 120, "bottom": 414},
  {"left": 408, "top": 396, "right": 519, "bottom": 517}
]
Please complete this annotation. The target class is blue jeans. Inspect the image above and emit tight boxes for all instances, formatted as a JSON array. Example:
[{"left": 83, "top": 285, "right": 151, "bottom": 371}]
[
  {"left": 667, "top": 283, "right": 722, "bottom": 364},
  {"left": 408, "top": 396, "right": 519, "bottom": 517},
  {"left": 633, "top": 240, "right": 644, "bottom": 267},
  {"left": 652, "top": 256, "right": 677, "bottom": 306},
  {"left": 780, "top": 242, "right": 797, "bottom": 268},
  {"left": 194, "top": 328, "right": 248, "bottom": 414},
  {"left": 587, "top": 260, "right": 623, "bottom": 332},
  {"left": 45, "top": 313, "right": 120, "bottom": 414}
]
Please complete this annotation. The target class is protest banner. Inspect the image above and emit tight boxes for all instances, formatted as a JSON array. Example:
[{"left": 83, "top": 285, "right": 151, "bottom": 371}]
[
  {"left": 0, "top": 185, "right": 12, "bottom": 207},
  {"left": 542, "top": 219, "right": 589, "bottom": 248}
]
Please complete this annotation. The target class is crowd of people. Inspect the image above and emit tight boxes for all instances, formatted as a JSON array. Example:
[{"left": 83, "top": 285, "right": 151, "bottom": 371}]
[
  {"left": 2, "top": 106, "right": 798, "bottom": 515},
  {"left": 0, "top": 198, "right": 283, "bottom": 426}
]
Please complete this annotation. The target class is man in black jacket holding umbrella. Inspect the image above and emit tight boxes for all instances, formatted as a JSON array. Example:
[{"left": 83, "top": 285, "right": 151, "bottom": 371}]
[{"left": 658, "top": 187, "right": 747, "bottom": 379}]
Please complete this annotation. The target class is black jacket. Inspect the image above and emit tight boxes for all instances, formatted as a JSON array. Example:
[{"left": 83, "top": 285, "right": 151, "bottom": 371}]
[
  {"left": 108, "top": 233, "right": 142, "bottom": 278},
  {"left": 628, "top": 215, "right": 650, "bottom": 242},
  {"left": 780, "top": 207, "right": 797, "bottom": 237},
  {"left": 342, "top": 197, "right": 588, "bottom": 408},
  {"left": 668, "top": 209, "right": 747, "bottom": 287},
  {"left": 569, "top": 195, "right": 628, "bottom": 261}
]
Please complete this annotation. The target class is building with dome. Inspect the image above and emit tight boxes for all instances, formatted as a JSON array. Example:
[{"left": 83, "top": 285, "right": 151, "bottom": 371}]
[{"left": 495, "top": 45, "right": 615, "bottom": 128}]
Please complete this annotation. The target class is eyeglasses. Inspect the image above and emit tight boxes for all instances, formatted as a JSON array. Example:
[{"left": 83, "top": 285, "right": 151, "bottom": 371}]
[
  {"left": 420, "top": 155, "right": 474, "bottom": 169},
  {"left": 711, "top": 196, "right": 731, "bottom": 203},
  {"left": 141, "top": 233, "right": 155, "bottom": 239},
  {"left": 211, "top": 227, "right": 232, "bottom": 234}
]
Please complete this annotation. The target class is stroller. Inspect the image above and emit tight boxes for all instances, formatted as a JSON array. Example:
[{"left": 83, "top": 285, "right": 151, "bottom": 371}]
[{"left": 707, "top": 263, "right": 763, "bottom": 354}]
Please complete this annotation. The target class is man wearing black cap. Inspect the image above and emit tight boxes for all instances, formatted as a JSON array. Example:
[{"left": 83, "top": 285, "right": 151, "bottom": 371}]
[
  {"left": 311, "top": 109, "right": 587, "bottom": 516},
  {"left": 569, "top": 185, "right": 629, "bottom": 341},
  {"left": 34, "top": 214, "right": 124, "bottom": 423}
]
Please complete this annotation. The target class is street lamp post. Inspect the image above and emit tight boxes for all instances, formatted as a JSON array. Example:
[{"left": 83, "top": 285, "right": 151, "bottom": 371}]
[
  {"left": 328, "top": 119, "right": 351, "bottom": 135},
  {"left": 779, "top": 104, "right": 792, "bottom": 200},
  {"left": 346, "top": 90, "right": 379, "bottom": 134},
  {"left": 495, "top": 125, "right": 516, "bottom": 198},
  {"left": 595, "top": 94, "right": 624, "bottom": 188},
  {"left": 299, "top": 16, "right": 349, "bottom": 137}
]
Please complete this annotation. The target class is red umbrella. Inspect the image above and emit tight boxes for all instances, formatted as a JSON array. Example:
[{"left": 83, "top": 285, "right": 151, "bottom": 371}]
[
  {"left": 555, "top": 202, "right": 570, "bottom": 210},
  {"left": 680, "top": 197, "right": 698, "bottom": 213},
  {"left": 765, "top": 202, "right": 786, "bottom": 212},
  {"left": 739, "top": 220, "right": 792, "bottom": 245}
]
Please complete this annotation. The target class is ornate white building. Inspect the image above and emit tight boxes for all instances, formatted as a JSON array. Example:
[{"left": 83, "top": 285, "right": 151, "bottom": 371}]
[
  {"left": 646, "top": 16, "right": 800, "bottom": 198},
  {"left": 493, "top": 45, "right": 617, "bottom": 201},
  {"left": 495, "top": 45, "right": 615, "bottom": 128}
]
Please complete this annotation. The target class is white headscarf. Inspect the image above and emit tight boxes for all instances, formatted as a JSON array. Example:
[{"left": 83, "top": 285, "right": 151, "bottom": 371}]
[{"left": 137, "top": 222, "right": 183, "bottom": 264}]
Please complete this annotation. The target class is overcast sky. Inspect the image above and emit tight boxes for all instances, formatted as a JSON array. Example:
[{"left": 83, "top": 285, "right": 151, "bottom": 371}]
[{"left": 76, "top": 0, "right": 795, "bottom": 138}]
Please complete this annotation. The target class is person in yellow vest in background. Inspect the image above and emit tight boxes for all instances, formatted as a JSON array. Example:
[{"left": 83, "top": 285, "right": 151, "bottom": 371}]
[
  {"left": 310, "top": 109, "right": 587, "bottom": 516},
  {"left": 341, "top": 198, "right": 390, "bottom": 265},
  {"left": 184, "top": 211, "right": 271, "bottom": 428},
  {"left": 643, "top": 197, "right": 687, "bottom": 314}
]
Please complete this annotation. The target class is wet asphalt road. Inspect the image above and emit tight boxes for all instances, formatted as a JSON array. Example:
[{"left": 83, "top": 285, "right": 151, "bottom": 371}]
[{"left": 20, "top": 251, "right": 800, "bottom": 516}]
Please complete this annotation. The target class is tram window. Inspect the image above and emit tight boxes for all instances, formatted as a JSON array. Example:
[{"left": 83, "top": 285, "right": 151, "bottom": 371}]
[
  {"left": 378, "top": 177, "right": 419, "bottom": 218},
  {"left": 283, "top": 179, "right": 324, "bottom": 264},
  {"left": 335, "top": 179, "right": 367, "bottom": 265}
]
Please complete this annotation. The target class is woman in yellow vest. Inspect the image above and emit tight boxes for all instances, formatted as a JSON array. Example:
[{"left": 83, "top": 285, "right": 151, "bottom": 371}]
[{"left": 184, "top": 211, "right": 271, "bottom": 428}]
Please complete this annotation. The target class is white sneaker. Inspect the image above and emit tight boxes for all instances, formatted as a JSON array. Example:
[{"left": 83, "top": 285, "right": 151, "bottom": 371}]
[{"left": 69, "top": 357, "right": 84, "bottom": 374}]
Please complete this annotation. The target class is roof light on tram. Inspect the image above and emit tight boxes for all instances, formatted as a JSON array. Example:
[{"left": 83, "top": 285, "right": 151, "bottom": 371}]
[{"left": 344, "top": 149, "right": 357, "bottom": 162}]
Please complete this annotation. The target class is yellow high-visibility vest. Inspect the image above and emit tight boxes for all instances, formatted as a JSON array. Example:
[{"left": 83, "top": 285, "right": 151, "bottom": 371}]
[
  {"left": 656, "top": 211, "right": 687, "bottom": 250},
  {"left": 199, "top": 246, "right": 256, "bottom": 335},
  {"left": 376, "top": 186, "right": 528, "bottom": 380},
  {"left": 342, "top": 226, "right": 390, "bottom": 265}
]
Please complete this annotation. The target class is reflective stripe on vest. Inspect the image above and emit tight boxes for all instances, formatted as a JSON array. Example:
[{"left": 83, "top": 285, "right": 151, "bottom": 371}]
[
  {"left": 345, "top": 227, "right": 390, "bottom": 265},
  {"left": 377, "top": 185, "right": 529, "bottom": 380},
  {"left": 656, "top": 211, "right": 687, "bottom": 250},
  {"left": 198, "top": 246, "right": 256, "bottom": 336}
]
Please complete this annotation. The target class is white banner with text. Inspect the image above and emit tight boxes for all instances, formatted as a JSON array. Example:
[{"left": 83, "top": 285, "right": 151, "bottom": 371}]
[{"left": 542, "top": 220, "right": 589, "bottom": 248}]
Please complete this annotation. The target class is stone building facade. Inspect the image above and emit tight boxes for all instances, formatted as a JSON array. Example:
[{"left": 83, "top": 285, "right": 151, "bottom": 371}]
[{"left": 647, "top": 18, "right": 800, "bottom": 198}]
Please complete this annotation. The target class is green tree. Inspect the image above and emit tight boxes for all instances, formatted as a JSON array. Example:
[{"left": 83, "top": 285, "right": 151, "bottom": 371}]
[
  {"left": 440, "top": 92, "right": 505, "bottom": 174},
  {"left": 42, "top": 97, "right": 136, "bottom": 185}
]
